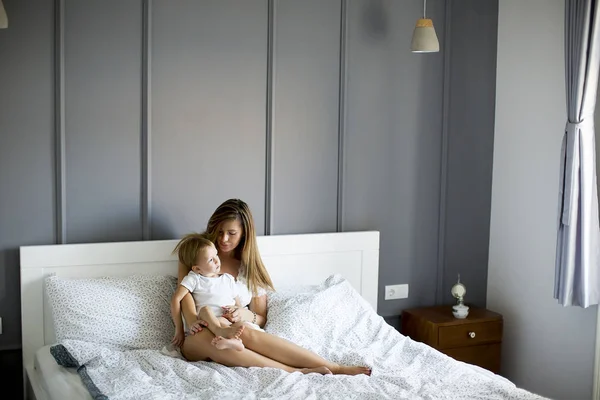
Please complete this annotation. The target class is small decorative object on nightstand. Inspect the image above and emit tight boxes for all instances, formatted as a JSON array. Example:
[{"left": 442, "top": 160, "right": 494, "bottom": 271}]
[
  {"left": 401, "top": 306, "right": 503, "bottom": 374},
  {"left": 451, "top": 274, "right": 469, "bottom": 319}
]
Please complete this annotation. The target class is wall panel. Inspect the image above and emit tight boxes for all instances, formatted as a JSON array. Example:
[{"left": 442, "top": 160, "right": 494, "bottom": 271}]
[
  {"left": 64, "top": 0, "right": 143, "bottom": 243},
  {"left": 343, "top": 0, "right": 445, "bottom": 316},
  {"left": 0, "top": 0, "right": 55, "bottom": 349},
  {"left": 270, "top": 0, "right": 342, "bottom": 234},
  {"left": 151, "top": 0, "right": 268, "bottom": 238},
  {"left": 442, "top": 0, "right": 498, "bottom": 307}
]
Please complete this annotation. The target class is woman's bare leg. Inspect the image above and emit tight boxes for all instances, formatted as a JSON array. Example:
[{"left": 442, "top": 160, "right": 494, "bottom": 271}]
[
  {"left": 239, "top": 328, "right": 370, "bottom": 376},
  {"left": 181, "top": 328, "right": 331, "bottom": 375}
]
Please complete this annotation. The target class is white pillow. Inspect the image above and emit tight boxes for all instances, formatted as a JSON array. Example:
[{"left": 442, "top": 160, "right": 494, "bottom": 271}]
[
  {"left": 45, "top": 274, "right": 177, "bottom": 351},
  {"left": 265, "top": 274, "right": 386, "bottom": 363}
]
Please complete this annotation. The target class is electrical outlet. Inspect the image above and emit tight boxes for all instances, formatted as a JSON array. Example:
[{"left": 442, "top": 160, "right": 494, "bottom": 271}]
[{"left": 385, "top": 284, "right": 409, "bottom": 300}]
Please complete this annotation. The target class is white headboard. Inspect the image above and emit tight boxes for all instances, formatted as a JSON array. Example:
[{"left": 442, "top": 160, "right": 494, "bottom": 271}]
[{"left": 19, "top": 230, "right": 380, "bottom": 370}]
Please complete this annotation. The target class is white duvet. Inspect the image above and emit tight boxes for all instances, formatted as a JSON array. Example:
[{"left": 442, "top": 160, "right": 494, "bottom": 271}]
[{"left": 52, "top": 275, "right": 548, "bottom": 400}]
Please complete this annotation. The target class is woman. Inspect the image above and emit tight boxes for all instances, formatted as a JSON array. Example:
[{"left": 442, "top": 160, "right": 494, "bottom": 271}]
[{"left": 178, "top": 198, "right": 370, "bottom": 376}]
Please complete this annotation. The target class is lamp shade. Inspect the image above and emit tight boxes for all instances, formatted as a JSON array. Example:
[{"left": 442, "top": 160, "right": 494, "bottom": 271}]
[
  {"left": 411, "top": 19, "right": 439, "bottom": 53},
  {"left": 0, "top": 0, "right": 7, "bottom": 29}
]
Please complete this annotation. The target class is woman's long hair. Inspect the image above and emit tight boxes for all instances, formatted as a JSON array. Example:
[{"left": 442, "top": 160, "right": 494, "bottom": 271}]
[{"left": 206, "top": 199, "right": 274, "bottom": 296}]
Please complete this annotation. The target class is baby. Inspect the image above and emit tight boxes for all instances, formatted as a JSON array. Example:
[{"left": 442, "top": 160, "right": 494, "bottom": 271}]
[{"left": 170, "top": 233, "right": 247, "bottom": 351}]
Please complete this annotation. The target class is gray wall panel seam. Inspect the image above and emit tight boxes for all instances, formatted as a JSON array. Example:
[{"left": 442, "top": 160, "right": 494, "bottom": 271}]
[
  {"left": 265, "top": 0, "right": 275, "bottom": 235},
  {"left": 436, "top": 0, "right": 452, "bottom": 304},
  {"left": 141, "top": 0, "right": 152, "bottom": 240},
  {"left": 336, "top": 0, "right": 347, "bottom": 233},
  {"left": 54, "top": 0, "right": 66, "bottom": 244}
]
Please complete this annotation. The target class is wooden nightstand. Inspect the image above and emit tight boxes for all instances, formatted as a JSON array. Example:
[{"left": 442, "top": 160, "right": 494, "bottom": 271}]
[{"left": 401, "top": 305, "right": 503, "bottom": 374}]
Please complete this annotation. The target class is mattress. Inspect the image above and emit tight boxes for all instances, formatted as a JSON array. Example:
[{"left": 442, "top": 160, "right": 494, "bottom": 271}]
[{"left": 33, "top": 345, "right": 91, "bottom": 400}]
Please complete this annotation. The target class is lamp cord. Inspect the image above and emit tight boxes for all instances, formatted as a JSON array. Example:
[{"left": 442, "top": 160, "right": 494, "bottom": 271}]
[{"left": 423, "top": 0, "right": 427, "bottom": 18}]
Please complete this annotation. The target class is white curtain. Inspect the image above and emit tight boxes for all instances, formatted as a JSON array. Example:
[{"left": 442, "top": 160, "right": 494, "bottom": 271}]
[{"left": 555, "top": 0, "right": 600, "bottom": 307}]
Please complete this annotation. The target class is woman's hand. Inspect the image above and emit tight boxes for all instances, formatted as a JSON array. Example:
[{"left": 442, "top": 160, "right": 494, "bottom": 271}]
[
  {"left": 221, "top": 306, "right": 241, "bottom": 323},
  {"left": 188, "top": 319, "right": 208, "bottom": 335}
]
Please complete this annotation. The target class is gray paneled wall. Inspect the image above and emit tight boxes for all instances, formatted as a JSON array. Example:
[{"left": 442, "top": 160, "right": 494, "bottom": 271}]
[
  {"left": 151, "top": 0, "right": 268, "bottom": 239},
  {"left": 0, "top": 0, "right": 498, "bottom": 350},
  {"left": 0, "top": 0, "right": 56, "bottom": 350},
  {"left": 271, "top": 0, "right": 341, "bottom": 234},
  {"left": 64, "top": 0, "right": 143, "bottom": 243},
  {"left": 440, "top": 0, "right": 498, "bottom": 307},
  {"left": 343, "top": 0, "right": 446, "bottom": 314}
]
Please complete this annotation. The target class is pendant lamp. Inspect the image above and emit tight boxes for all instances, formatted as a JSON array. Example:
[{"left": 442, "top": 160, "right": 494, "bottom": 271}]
[
  {"left": 0, "top": 0, "right": 7, "bottom": 29},
  {"left": 411, "top": 0, "right": 439, "bottom": 53}
]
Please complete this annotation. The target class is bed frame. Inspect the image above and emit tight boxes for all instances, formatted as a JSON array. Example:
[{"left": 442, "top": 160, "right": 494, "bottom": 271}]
[{"left": 19, "top": 230, "right": 380, "bottom": 400}]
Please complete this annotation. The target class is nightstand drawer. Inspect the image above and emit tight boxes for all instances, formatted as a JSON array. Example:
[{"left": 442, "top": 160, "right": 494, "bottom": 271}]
[
  {"left": 444, "top": 343, "right": 501, "bottom": 374},
  {"left": 438, "top": 320, "right": 502, "bottom": 349}
]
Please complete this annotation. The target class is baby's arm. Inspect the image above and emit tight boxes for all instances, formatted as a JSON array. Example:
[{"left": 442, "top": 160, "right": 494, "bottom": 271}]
[
  {"left": 170, "top": 285, "right": 191, "bottom": 347},
  {"left": 178, "top": 263, "right": 200, "bottom": 329}
]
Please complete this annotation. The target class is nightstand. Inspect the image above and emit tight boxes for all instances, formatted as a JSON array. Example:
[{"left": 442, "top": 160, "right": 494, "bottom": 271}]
[
  {"left": 401, "top": 305, "right": 503, "bottom": 374},
  {"left": 0, "top": 349, "right": 23, "bottom": 398}
]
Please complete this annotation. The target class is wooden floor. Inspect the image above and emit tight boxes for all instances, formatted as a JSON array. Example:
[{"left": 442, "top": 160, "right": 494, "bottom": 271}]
[{"left": 0, "top": 349, "right": 23, "bottom": 399}]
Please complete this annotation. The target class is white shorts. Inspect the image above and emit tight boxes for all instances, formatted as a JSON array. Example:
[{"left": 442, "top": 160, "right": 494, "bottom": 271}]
[{"left": 243, "top": 321, "right": 264, "bottom": 332}]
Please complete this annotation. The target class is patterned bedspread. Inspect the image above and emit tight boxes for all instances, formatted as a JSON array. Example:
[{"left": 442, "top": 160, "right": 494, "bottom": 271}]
[{"left": 51, "top": 275, "right": 549, "bottom": 400}]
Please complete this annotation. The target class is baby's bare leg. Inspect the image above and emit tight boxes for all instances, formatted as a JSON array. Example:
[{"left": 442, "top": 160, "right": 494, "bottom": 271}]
[
  {"left": 198, "top": 306, "right": 244, "bottom": 339},
  {"left": 211, "top": 324, "right": 245, "bottom": 351},
  {"left": 197, "top": 306, "right": 228, "bottom": 330}
]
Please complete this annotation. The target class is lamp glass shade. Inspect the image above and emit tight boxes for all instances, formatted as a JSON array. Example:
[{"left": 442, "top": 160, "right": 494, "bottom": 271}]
[
  {"left": 411, "top": 19, "right": 439, "bottom": 53},
  {"left": 0, "top": 0, "right": 7, "bottom": 29}
]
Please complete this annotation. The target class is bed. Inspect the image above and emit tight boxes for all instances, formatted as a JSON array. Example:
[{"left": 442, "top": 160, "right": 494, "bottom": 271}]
[{"left": 19, "top": 230, "right": 547, "bottom": 400}]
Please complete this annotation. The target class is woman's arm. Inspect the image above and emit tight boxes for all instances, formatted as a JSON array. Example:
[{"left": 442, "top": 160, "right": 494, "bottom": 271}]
[
  {"left": 249, "top": 295, "right": 267, "bottom": 328},
  {"left": 222, "top": 295, "right": 267, "bottom": 327},
  {"left": 177, "top": 262, "right": 198, "bottom": 327}
]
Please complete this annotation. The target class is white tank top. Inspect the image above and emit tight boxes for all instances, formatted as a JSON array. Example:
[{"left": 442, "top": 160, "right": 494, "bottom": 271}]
[{"left": 235, "top": 266, "right": 267, "bottom": 306}]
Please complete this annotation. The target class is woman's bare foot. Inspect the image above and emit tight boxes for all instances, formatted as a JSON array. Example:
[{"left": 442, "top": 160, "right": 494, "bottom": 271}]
[
  {"left": 299, "top": 366, "right": 332, "bottom": 375},
  {"left": 211, "top": 336, "right": 245, "bottom": 351},
  {"left": 329, "top": 364, "right": 371, "bottom": 376},
  {"left": 215, "top": 323, "right": 245, "bottom": 340}
]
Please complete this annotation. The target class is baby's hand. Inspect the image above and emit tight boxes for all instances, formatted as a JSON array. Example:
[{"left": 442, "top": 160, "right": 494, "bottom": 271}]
[
  {"left": 222, "top": 306, "right": 241, "bottom": 323},
  {"left": 222, "top": 305, "right": 234, "bottom": 315},
  {"left": 172, "top": 330, "right": 185, "bottom": 348}
]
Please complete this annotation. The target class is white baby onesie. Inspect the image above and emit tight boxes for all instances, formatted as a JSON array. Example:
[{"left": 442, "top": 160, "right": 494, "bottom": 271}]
[{"left": 180, "top": 272, "right": 238, "bottom": 317}]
